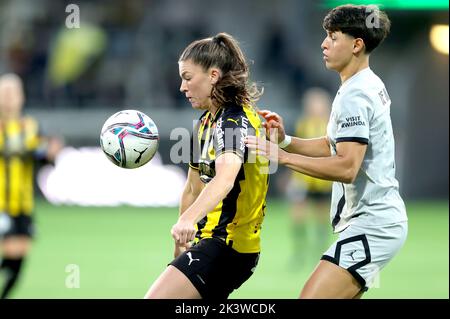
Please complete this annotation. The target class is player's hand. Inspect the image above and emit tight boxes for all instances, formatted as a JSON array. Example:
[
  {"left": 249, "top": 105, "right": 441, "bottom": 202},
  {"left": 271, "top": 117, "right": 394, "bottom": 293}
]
[
  {"left": 174, "top": 241, "right": 191, "bottom": 258},
  {"left": 258, "top": 110, "right": 286, "bottom": 144},
  {"left": 46, "top": 137, "right": 64, "bottom": 162},
  {"left": 171, "top": 218, "right": 196, "bottom": 246},
  {"left": 245, "top": 135, "right": 286, "bottom": 163}
]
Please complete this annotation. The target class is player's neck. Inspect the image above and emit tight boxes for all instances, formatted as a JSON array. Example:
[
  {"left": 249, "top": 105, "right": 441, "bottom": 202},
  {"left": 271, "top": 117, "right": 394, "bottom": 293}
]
[
  {"left": 339, "top": 57, "right": 370, "bottom": 84},
  {"left": 208, "top": 103, "right": 221, "bottom": 118}
]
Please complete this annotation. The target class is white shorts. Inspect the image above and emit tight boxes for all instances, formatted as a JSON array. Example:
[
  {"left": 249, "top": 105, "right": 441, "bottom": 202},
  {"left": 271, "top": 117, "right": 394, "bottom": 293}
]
[{"left": 321, "top": 221, "right": 408, "bottom": 291}]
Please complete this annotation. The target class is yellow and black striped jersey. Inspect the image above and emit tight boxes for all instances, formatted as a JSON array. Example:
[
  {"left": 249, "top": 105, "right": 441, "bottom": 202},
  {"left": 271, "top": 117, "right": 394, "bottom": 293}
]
[
  {"left": 0, "top": 116, "right": 43, "bottom": 216},
  {"left": 190, "top": 104, "right": 269, "bottom": 253},
  {"left": 293, "top": 116, "right": 332, "bottom": 193}
]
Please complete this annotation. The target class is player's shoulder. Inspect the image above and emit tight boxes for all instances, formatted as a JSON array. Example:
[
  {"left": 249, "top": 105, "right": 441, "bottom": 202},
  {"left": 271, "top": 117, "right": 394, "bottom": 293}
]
[
  {"left": 221, "top": 103, "right": 246, "bottom": 118},
  {"left": 339, "top": 85, "right": 378, "bottom": 112},
  {"left": 340, "top": 86, "right": 371, "bottom": 101},
  {"left": 218, "top": 104, "right": 263, "bottom": 132},
  {"left": 343, "top": 69, "right": 386, "bottom": 98},
  {"left": 218, "top": 104, "right": 247, "bottom": 126}
]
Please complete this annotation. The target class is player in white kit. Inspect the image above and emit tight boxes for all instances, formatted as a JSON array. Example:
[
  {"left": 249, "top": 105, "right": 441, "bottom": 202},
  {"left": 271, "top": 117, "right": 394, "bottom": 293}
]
[{"left": 245, "top": 4, "right": 407, "bottom": 298}]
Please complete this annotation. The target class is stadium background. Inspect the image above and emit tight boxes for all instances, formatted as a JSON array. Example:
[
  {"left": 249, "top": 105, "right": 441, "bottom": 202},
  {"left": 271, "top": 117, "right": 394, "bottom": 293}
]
[{"left": 0, "top": 0, "right": 448, "bottom": 298}]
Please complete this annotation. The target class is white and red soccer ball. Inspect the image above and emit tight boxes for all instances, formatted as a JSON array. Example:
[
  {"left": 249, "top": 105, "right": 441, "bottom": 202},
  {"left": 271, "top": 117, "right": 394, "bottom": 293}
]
[{"left": 100, "top": 110, "right": 159, "bottom": 169}]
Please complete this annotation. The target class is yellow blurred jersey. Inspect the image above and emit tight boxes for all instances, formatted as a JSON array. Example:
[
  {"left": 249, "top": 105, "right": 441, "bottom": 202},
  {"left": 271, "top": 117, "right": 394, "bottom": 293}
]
[
  {"left": 0, "top": 117, "right": 42, "bottom": 217},
  {"left": 293, "top": 116, "right": 332, "bottom": 193}
]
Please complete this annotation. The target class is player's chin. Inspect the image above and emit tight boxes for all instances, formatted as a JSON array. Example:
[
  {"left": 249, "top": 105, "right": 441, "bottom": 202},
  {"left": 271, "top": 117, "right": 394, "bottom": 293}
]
[
  {"left": 191, "top": 102, "right": 208, "bottom": 110},
  {"left": 324, "top": 60, "right": 334, "bottom": 69},
  {"left": 190, "top": 101, "right": 200, "bottom": 109}
]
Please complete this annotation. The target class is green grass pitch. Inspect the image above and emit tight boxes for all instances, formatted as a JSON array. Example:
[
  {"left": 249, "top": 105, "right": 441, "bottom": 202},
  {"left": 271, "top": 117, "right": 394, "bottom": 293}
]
[{"left": 9, "top": 199, "right": 448, "bottom": 298}]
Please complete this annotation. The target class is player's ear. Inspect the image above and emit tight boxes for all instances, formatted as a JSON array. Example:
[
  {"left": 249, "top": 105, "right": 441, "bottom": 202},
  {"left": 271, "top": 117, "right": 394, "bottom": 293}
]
[
  {"left": 353, "top": 38, "right": 365, "bottom": 54},
  {"left": 210, "top": 68, "right": 222, "bottom": 85}
]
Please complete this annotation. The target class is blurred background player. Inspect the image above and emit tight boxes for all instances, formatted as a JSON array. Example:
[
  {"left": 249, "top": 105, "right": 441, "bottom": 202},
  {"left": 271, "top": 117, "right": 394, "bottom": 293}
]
[
  {"left": 145, "top": 33, "right": 269, "bottom": 299},
  {"left": 0, "top": 73, "right": 62, "bottom": 299},
  {"left": 285, "top": 88, "right": 332, "bottom": 269}
]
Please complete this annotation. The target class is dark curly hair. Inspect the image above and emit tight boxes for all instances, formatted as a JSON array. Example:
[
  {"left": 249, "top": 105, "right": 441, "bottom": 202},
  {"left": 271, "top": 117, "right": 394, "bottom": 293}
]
[
  {"left": 323, "top": 4, "right": 391, "bottom": 53},
  {"left": 179, "top": 32, "right": 263, "bottom": 107}
]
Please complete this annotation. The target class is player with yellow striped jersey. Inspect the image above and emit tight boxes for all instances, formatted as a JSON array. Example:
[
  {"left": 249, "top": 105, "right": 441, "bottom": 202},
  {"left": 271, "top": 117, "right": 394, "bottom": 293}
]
[
  {"left": 191, "top": 103, "right": 269, "bottom": 254},
  {"left": 0, "top": 116, "right": 42, "bottom": 218},
  {"left": 0, "top": 73, "right": 62, "bottom": 299},
  {"left": 291, "top": 92, "right": 332, "bottom": 196},
  {"left": 145, "top": 33, "right": 269, "bottom": 300}
]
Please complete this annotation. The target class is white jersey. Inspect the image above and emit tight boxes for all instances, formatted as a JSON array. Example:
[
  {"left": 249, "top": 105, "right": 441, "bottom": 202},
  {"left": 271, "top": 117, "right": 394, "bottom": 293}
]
[{"left": 327, "top": 68, "right": 407, "bottom": 233}]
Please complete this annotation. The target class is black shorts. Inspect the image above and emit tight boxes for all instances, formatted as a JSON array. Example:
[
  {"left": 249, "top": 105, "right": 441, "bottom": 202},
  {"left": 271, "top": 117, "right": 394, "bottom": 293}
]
[
  {"left": 1, "top": 214, "right": 34, "bottom": 238},
  {"left": 169, "top": 237, "right": 260, "bottom": 299}
]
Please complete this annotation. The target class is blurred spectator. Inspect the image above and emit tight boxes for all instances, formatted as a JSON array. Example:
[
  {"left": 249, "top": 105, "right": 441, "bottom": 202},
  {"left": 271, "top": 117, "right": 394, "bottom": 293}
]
[{"left": 46, "top": 18, "right": 107, "bottom": 106}]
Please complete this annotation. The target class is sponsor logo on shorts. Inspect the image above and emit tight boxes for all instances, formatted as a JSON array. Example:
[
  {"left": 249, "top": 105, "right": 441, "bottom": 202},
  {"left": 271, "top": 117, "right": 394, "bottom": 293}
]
[{"left": 187, "top": 252, "right": 200, "bottom": 266}]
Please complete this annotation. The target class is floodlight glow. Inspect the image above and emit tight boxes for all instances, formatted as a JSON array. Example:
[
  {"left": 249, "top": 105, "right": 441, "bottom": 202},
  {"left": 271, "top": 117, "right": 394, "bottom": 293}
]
[{"left": 430, "top": 24, "right": 449, "bottom": 55}]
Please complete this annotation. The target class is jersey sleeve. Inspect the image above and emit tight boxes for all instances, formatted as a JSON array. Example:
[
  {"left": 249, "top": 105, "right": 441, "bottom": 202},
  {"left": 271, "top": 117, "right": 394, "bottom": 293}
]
[
  {"left": 214, "top": 112, "right": 252, "bottom": 161},
  {"left": 335, "top": 92, "right": 372, "bottom": 144}
]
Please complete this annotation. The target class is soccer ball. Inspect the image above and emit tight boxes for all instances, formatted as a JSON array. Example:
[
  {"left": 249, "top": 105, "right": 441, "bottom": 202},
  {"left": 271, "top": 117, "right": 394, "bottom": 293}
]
[{"left": 100, "top": 110, "right": 159, "bottom": 169}]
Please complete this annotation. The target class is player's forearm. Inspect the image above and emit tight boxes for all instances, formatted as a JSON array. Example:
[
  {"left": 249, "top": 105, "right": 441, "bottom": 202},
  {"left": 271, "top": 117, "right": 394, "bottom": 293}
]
[
  {"left": 175, "top": 188, "right": 198, "bottom": 257},
  {"left": 280, "top": 152, "right": 355, "bottom": 183},
  {"left": 284, "top": 136, "right": 331, "bottom": 157},
  {"left": 179, "top": 188, "right": 199, "bottom": 217},
  {"left": 179, "top": 177, "right": 234, "bottom": 224}
]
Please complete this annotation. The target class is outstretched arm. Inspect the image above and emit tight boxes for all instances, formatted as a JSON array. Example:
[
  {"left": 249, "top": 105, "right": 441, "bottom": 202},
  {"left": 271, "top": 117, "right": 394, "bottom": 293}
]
[
  {"left": 281, "top": 141, "right": 366, "bottom": 183},
  {"left": 174, "top": 167, "right": 204, "bottom": 257},
  {"left": 284, "top": 136, "right": 331, "bottom": 158},
  {"left": 246, "top": 136, "right": 366, "bottom": 184},
  {"left": 258, "top": 110, "right": 331, "bottom": 157},
  {"left": 171, "top": 152, "right": 242, "bottom": 246}
]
